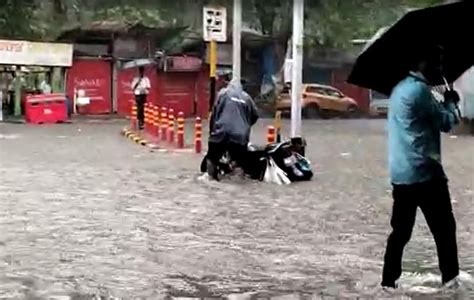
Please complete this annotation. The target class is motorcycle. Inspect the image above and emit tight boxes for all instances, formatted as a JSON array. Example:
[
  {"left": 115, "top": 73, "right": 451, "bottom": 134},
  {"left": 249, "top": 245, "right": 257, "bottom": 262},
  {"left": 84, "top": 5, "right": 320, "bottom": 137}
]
[{"left": 200, "top": 139, "right": 313, "bottom": 182}]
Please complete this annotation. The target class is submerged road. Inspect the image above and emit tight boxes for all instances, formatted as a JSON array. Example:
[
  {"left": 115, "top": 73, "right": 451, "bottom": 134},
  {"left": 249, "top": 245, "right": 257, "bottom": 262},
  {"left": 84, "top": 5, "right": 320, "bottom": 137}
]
[{"left": 0, "top": 119, "right": 473, "bottom": 299}]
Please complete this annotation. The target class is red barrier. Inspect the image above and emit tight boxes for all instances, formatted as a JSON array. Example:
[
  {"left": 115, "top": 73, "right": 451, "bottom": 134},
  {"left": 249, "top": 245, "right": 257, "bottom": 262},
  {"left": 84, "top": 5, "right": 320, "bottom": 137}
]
[{"left": 25, "top": 94, "right": 68, "bottom": 124}]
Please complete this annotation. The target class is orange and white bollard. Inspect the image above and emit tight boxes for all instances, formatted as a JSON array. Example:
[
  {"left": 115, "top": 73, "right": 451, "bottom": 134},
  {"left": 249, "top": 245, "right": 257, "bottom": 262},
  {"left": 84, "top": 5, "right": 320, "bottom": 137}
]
[
  {"left": 167, "top": 108, "right": 175, "bottom": 144},
  {"left": 153, "top": 105, "right": 160, "bottom": 138},
  {"left": 176, "top": 111, "right": 185, "bottom": 149},
  {"left": 131, "top": 103, "right": 137, "bottom": 130},
  {"left": 267, "top": 126, "right": 276, "bottom": 144},
  {"left": 161, "top": 107, "right": 168, "bottom": 142},
  {"left": 194, "top": 116, "right": 202, "bottom": 154},
  {"left": 144, "top": 103, "right": 150, "bottom": 132}
]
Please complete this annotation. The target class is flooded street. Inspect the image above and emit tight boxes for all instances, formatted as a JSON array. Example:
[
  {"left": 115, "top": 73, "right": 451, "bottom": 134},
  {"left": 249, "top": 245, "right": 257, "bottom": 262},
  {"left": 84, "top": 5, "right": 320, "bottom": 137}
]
[{"left": 0, "top": 119, "right": 473, "bottom": 299}]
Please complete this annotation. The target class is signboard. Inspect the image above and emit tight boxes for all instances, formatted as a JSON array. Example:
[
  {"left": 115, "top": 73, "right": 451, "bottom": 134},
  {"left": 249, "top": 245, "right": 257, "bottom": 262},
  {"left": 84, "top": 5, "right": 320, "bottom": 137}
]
[
  {"left": 0, "top": 39, "right": 73, "bottom": 67},
  {"left": 203, "top": 6, "right": 227, "bottom": 42},
  {"left": 166, "top": 56, "right": 202, "bottom": 72}
]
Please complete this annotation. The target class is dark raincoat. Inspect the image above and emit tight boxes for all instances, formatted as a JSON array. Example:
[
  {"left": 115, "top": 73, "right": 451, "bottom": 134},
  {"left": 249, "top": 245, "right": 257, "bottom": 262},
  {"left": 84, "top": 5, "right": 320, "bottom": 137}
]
[{"left": 209, "top": 79, "right": 259, "bottom": 145}]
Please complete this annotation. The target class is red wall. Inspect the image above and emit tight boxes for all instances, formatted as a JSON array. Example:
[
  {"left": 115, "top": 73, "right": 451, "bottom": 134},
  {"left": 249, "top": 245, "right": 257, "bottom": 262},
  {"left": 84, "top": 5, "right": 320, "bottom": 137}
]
[
  {"left": 66, "top": 58, "right": 112, "bottom": 114},
  {"left": 157, "top": 72, "right": 197, "bottom": 117},
  {"left": 332, "top": 68, "right": 370, "bottom": 113},
  {"left": 70, "top": 58, "right": 210, "bottom": 118}
]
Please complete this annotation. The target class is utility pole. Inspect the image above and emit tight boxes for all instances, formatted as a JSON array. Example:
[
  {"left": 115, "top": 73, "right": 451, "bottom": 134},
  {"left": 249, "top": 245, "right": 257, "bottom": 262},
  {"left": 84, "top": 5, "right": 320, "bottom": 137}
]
[
  {"left": 291, "top": 0, "right": 304, "bottom": 137},
  {"left": 233, "top": 0, "right": 242, "bottom": 81},
  {"left": 209, "top": 40, "right": 217, "bottom": 113},
  {"left": 203, "top": 5, "right": 227, "bottom": 114}
]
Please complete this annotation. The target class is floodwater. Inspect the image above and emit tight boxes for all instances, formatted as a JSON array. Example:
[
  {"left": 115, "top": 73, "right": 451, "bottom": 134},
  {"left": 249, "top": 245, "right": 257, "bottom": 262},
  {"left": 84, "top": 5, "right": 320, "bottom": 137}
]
[{"left": 0, "top": 120, "right": 473, "bottom": 299}]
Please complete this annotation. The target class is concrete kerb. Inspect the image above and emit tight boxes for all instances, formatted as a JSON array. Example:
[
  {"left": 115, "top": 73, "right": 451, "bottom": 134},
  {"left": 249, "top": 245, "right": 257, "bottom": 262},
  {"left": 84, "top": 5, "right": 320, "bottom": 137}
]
[
  {"left": 121, "top": 128, "right": 148, "bottom": 147},
  {"left": 120, "top": 127, "right": 196, "bottom": 153}
]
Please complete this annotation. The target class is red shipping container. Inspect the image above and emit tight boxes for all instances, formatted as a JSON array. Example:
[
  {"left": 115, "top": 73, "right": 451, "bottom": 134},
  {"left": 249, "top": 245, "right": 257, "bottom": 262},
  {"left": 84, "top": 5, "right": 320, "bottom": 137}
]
[
  {"left": 25, "top": 94, "right": 68, "bottom": 124},
  {"left": 66, "top": 58, "right": 112, "bottom": 115}
]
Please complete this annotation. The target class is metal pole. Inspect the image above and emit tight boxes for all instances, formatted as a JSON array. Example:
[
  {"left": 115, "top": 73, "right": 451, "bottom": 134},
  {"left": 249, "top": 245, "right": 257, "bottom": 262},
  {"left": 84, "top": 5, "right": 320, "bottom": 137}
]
[
  {"left": 291, "top": 0, "right": 304, "bottom": 137},
  {"left": 233, "top": 0, "right": 242, "bottom": 81},
  {"left": 209, "top": 39, "right": 217, "bottom": 114}
]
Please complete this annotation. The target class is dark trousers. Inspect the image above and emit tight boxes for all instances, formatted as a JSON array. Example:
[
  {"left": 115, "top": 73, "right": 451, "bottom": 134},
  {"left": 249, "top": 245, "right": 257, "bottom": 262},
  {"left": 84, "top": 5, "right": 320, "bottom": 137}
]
[
  {"left": 207, "top": 141, "right": 248, "bottom": 176},
  {"left": 382, "top": 178, "right": 459, "bottom": 287},
  {"left": 135, "top": 94, "right": 147, "bottom": 128}
]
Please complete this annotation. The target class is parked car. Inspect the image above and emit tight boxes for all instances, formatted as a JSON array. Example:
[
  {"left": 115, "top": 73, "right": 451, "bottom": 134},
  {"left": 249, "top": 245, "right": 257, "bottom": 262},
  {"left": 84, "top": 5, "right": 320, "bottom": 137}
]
[
  {"left": 369, "top": 89, "right": 444, "bottom": 117},
  {"left": 276, "top": 84, "right": 359, "bottom": 118},
  {"left": 370, "top": 90, "right": 389, "bottom": 117}
]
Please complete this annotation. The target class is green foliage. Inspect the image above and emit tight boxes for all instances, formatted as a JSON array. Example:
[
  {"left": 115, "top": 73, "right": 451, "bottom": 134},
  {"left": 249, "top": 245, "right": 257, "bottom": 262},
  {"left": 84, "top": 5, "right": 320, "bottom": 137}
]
[
  {"left": 91, "top": 5, "right": 163, "bottom": 27},
  {"left": 0, "top": 0, "right": 37, "bottom": 39},
  {"left": 306, "top": 0, "right": 445, "bottom": 48},
  {"left": 0, "top": 0, "right": 446, "bottom": 47}
]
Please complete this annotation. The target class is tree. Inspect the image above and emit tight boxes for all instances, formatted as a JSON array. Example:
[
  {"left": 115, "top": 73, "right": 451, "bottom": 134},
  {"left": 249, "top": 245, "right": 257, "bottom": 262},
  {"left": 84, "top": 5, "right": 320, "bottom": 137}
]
[{"left": 0, "top": 0, "right": 37, "bottom": 39}]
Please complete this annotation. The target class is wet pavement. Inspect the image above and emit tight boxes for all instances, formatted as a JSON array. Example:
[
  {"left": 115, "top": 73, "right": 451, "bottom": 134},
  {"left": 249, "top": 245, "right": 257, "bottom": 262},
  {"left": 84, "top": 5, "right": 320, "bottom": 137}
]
[{"left": 0, "top": 119, "right": 473, "bottom": 299}]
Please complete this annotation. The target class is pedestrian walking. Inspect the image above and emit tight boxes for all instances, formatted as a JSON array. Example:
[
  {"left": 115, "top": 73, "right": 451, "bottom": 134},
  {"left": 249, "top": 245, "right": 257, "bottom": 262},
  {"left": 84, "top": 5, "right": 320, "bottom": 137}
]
[
  {"left": 131, "top": 66, "right": 151, "bottom": 130},
  {"left": 382, "top": 50, "right": 461, "bottom": 289}
]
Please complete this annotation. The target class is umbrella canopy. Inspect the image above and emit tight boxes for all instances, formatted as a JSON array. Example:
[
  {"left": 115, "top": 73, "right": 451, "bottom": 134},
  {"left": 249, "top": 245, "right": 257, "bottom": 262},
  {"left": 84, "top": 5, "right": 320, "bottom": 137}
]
[
  {"left": 121, "top": 59, "right": 156, "bottom": 70},
  {"left": 348, "top": 1, "right": 474, "bottom": 95}
]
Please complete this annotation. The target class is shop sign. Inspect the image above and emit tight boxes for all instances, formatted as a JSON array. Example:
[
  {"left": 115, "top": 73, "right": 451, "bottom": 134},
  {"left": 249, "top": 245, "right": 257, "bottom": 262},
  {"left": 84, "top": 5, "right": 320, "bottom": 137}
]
[{"left": 0, "top": 39, "right": 73, "bottom": 67}]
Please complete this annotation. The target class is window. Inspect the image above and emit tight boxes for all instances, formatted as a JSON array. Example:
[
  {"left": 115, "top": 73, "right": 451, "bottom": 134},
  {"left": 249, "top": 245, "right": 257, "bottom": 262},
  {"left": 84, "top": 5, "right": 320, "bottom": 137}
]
[
  {"left": 306, "top": 86, "right": 325, "bottom": 94},
  {"left": 325, "top": 88, "right": 343, "bottom": 98}
]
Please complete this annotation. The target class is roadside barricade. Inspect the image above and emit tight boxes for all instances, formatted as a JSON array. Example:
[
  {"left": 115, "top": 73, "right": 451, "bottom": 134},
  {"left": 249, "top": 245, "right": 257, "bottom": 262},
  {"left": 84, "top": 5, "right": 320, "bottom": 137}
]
[{"left": 25, "top": 94, "right": 68, "bottom": 124}]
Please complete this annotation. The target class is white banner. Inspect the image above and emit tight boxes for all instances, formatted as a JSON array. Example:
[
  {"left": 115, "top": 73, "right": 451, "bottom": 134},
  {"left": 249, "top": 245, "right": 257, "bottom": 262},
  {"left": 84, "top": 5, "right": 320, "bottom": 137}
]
[{"left": 0, "top": 39, "right": 73, "bottom": 67}]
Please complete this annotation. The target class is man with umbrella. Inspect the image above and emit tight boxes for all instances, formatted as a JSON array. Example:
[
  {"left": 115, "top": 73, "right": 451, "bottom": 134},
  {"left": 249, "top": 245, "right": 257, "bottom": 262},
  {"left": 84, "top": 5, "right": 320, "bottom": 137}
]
[
  {"left": 131, "top": 66, "right": 151, "bottom": 130},
  {"left": 347, "top": 1, "right": 473, "bottom": 289},
  {"left": 382, "top": 49, "right": 461, "bottom": 289}
]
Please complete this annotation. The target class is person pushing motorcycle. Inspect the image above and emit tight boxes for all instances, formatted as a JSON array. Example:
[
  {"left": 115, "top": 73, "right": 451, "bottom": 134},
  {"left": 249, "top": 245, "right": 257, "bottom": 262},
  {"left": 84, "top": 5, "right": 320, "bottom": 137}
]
[{"left": 206, "top": 77, "right": 259, "bottom": 181}]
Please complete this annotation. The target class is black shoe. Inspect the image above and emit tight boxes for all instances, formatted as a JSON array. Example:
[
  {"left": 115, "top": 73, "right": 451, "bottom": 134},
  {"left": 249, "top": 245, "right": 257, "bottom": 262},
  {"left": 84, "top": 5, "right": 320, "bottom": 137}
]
[
  {"left": 381, "top": 281, "right": 398, "bottom": 290},
  {"left": 206, "top": 160, "right": 219, "bottom": 181}
]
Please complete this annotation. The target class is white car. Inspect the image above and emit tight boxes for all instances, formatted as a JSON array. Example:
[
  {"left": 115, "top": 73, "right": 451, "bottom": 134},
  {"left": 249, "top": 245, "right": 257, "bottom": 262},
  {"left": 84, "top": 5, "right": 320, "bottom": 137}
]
[{"left": 369, "top": 90, "right": 443, "bottom": 117}]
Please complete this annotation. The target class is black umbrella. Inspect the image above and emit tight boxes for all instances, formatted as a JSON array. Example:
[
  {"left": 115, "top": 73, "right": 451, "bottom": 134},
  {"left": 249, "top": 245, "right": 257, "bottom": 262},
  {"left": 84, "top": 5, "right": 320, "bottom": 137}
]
[{"left": 348, "top": 1, "right": 474, "bottom": 95}]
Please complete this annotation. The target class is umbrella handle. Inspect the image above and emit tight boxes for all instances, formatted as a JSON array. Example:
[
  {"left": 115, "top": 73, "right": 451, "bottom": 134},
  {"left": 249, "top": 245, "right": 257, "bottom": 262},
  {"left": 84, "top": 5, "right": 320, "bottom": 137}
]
[{"left": 442, "top": 76, "right": 451, "bottom": 91}]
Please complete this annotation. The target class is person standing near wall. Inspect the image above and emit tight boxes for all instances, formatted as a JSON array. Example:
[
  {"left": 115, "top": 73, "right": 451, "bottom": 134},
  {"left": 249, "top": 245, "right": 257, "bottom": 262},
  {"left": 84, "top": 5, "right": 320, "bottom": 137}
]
[
  {"left": 39, "top": 72, "right": 52, "bottom": 94},
  {"left": 131, "top": 66, "right": 151, "bottom": 130}
]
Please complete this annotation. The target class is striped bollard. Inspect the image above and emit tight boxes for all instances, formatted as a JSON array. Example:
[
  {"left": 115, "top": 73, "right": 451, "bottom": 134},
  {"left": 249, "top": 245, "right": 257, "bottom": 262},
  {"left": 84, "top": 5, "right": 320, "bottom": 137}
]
[
  {"left": 153, "top": 105, "right": 160, "bottom": 138},
  {"left": 131, "top": 104, "right": 137, "bottom": 130},
  {"left": 194, "top": 117, "right": 202, "bottom": 154},
  {"left": 144, "top": 103, "right": 150, "bottom": 132},
  {"left": 161, "top": 107, "right": 168, "bottom": 142},
  {"left": 267, "top": 126, "right": 276, "bottom": 144},
  {"left": 275, "top": 110, "right": 282, "bottom": 142},
  {"left": 167, "top": 108, "right": 175, "bottom": 144},
  {"left": 177, "top": 112, "right": 185, "bottom": 149},
  {"left": 147, "top": 103, "right": 153, "bottom": 133}
]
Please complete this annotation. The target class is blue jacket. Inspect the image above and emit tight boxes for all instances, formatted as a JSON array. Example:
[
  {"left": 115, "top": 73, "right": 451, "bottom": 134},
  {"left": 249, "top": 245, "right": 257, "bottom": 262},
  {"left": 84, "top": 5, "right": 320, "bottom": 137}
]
[{"left": 388, "top": 72, "right": 459, "bottom": 185}]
